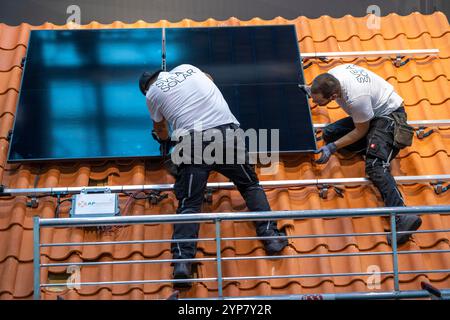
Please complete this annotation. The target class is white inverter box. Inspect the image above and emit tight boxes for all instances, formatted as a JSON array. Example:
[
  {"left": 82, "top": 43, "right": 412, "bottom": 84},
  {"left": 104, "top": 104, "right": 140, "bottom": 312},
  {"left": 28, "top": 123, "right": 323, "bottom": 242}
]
[{"left": 70, "top": 193, "right": 119, "bottom": 218}]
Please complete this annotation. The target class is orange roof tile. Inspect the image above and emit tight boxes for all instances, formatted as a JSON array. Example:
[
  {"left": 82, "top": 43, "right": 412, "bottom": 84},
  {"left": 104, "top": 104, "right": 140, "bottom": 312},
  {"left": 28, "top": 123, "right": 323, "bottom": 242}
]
[{"left": 0, "top": 12, "right": 450, "bottom": 300}]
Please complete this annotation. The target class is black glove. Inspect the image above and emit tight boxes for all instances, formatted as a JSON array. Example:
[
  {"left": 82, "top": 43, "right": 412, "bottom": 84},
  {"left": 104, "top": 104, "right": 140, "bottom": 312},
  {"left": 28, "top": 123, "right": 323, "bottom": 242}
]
[
  {"left": 152, "top": 130, "right": 175, "bottom": 156},
  {"left": 163, "top": 158, "right": 180, "bottom": 178}
]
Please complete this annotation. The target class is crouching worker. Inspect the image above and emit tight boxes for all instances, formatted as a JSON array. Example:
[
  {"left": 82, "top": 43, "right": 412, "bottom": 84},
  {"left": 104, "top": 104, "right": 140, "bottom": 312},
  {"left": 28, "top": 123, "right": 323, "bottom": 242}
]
[
  {"left": 309, "top": 64, "right": 422, "bottom": 246},
  {"left": 139, "top": 64, "right": 288, "bottom": 288}
]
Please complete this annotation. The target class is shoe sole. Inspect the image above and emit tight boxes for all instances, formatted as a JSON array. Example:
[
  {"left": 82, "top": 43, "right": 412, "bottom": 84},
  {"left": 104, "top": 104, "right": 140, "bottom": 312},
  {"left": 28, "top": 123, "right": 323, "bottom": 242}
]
[
  {"left": 265, "top": 240, "right": 288, "bottom": 255},
  {"left": 388, "top": 217, "right": 422, "bottom": 246},
  {"left": 173, "top": 272, "right": 193, "bottom": 288}
]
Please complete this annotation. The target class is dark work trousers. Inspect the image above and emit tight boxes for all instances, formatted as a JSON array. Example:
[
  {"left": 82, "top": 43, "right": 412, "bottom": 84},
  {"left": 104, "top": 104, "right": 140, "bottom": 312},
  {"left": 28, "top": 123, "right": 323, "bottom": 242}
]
[
  {"left": 171, "top": 123, "right": 278, "bottom": 260},
  {"left": 322, "top": 107, "right": 407, "bottom": 208}
]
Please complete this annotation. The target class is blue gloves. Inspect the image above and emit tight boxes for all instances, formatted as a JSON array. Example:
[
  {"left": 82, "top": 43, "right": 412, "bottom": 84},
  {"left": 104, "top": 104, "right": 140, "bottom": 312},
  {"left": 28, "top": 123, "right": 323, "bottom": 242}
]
[{"left": 315, "top": 142, "right": 337, "bottom": 164}]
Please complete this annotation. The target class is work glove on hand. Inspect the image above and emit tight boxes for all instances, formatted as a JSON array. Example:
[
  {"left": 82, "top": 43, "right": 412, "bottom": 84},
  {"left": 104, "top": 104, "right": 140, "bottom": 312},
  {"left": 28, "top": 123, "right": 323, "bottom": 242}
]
[
  {"left": 315, "top": 142, "right": 337, "bottom": 164},
  {"left": 152, "top": 130, "right": 175, "bottom": 156}
]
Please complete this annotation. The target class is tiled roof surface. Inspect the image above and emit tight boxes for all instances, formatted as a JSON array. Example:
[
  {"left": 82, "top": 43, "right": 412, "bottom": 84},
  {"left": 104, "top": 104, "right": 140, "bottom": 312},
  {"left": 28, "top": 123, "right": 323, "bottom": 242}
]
[{"left": 0, "top": 12, "right": 449, "bottom": 299}]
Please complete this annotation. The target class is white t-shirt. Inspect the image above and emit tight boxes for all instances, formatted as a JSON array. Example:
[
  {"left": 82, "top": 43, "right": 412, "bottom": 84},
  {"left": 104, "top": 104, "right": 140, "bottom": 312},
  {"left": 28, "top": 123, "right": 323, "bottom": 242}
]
[
  {"left": 146, "top": 64, "right": 240, "bottom": 132},
  {"left": 328, "top": 64, "right": 403, "bottom": 123}
]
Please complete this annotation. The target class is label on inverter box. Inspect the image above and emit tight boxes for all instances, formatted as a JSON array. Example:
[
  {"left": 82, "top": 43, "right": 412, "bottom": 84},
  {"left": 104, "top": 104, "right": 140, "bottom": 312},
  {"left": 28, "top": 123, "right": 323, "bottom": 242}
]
[{"left": 73, "top": 193, "right": 118, "bottom": 215}]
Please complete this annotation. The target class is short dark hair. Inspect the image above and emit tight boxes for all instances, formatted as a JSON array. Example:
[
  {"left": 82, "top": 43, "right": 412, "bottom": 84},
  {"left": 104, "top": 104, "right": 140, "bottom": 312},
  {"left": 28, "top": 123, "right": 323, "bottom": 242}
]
[{"left": 311, "top": 73, "right": 340, "bottom": 99}]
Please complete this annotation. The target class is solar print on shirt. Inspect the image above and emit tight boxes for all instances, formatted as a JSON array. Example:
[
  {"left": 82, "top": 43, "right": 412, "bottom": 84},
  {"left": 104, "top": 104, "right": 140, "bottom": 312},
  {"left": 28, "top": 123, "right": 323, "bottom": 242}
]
[{"left": 166, "top": 26, "right": 316, "bottom": 153}]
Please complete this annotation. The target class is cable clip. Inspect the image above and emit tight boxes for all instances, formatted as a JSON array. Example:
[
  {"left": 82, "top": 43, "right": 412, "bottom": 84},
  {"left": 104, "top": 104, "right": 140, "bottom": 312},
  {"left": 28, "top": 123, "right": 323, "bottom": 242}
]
[
  {"left": 149, "top": 190, "right": 168, "bottom": 205},
  {"left": 318, "top": 185, "right": 344, "bottom": 199},
  {"left": 26, "top": 196, "right": 39, "bottom": 209},
  {"left": 416, "top": 127, "right": 434, "bottom": 139},
  {"left": 431, "top": 181, "right": 449, "bottom": 195},
  {"left": 393, "top": 55, "right": 410, "bottom": 67}
]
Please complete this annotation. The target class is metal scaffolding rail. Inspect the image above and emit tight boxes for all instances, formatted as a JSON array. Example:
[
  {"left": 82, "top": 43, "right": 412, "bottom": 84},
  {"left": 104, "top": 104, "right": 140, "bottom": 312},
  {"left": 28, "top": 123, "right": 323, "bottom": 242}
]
[{"left": 33, "top": 205, "right": 450, "bottom": 300}]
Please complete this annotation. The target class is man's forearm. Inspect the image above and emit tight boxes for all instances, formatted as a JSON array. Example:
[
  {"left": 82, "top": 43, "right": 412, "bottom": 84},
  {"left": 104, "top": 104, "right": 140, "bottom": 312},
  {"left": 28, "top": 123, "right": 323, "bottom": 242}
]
[{"left": 334, "top": 128, "right": 366, "bottom": 150}]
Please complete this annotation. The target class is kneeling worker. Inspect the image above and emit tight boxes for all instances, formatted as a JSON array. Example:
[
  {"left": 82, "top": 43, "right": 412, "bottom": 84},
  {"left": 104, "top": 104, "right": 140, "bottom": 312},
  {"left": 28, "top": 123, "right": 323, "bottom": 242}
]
[{"left": 309, "top": 64, "right": 422, "bottom": 246}]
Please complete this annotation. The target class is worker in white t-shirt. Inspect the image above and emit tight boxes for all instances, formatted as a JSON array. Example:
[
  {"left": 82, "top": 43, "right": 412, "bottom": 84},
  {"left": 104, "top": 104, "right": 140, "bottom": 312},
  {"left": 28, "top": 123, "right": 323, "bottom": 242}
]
[
  {"left": 139, "top": 64, "right": 288, "bottom": 288},
  {"left": 309, "top": 64, "right": 421, "bottom": 246}
]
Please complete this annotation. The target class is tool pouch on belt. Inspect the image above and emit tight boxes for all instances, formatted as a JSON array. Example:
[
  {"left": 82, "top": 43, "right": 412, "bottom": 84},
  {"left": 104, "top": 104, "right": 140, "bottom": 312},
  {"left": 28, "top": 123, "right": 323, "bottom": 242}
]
[{"left": 391, "top": 112, "right": 414, "bottom": 149}]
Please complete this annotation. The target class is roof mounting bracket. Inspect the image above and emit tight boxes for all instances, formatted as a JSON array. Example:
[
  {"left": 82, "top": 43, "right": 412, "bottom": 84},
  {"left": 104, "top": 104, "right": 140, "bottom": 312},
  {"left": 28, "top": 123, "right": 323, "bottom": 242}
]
[
  {"left": 393, "top": 55, "right": 411, "bottom": 68},
  {"left": 318, "top": 185, "right": 329, "bottom": 199},
  {"left": 431, "top": 181, "right": 449, "bottom": 195},
  {"left": 416, "top": 127, "right": 434, "bottom": 139},
  {"left": 318, "top": 185, "right": 344, "bottom": 199},
  {"left": 7, "top": 130, "right": 13, "bottom": 141},
  {"left": 21, "top": 56, "right": 26, "bottom": 67},
  {"left": 26, "top": 196, "right": 39, "bottom": 209},
  {"left": 204, "top": 188, "right": 214, "bottom": 204},
  {"left": 149, "top": 190, "right": 168, "bottom": 205}
]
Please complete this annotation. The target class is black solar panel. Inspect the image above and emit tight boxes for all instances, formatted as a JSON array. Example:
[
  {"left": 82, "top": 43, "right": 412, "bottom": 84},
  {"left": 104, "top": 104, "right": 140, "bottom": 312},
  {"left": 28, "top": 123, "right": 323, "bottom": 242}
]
[
  {"left": 166, "top": 26, "right": 304, "bottom": 85},
  {"left": 8, "top": 26, "right": 316, "bottom": 163},
  {"left": 9, "top": 29, "right": 163, "bottom": 162},
  {"left": 166, "top": 26, "right": 315, "bottom": 153}
]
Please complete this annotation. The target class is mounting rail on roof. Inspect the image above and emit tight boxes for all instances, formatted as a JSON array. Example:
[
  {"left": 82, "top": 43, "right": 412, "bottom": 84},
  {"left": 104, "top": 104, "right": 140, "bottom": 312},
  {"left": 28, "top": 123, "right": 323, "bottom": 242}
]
[
  {"left": 301, "top": 49, "right": 439, "bottom": 59},
  {"left": 2, "top": 175, "right": 450, "bottom": 197}
]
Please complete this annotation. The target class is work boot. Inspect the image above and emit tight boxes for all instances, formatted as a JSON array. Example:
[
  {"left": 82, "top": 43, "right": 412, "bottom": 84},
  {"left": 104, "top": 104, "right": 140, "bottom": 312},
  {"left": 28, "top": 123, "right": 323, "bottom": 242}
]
[
  {"left": 173, "top": 262, "right": 192, "bottom": 288},
  {"left": 260, "top": 229, "right": 288, "bottom": 255},
  {"left": 387, "top": 215, "right": 422, "bottom": 246}
]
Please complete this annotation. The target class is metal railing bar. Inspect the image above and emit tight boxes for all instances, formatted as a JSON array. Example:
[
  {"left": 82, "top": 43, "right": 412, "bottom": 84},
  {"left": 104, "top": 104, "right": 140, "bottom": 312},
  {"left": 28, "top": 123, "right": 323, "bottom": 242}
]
[
  {"left": 40, "top": 237, "right": 216, "bottom": 247},
  {"left": 220, "top": 290, "right": 436, "bottom": 300},
  {"left": 216, "top": 220, "right": 224, "bottom": 298},
  {"left": 223, "top": 268, "right": 450, "bottom": 282},
  {"left": 39, "top": 248, "right": 450, "bottom": 269},
  {"left": 222, "top": 249, "right": 450, "bottom": 261},
  {"left": 40, "top": 277, "right": 218, "bottom": 288},
  {"left": 224, "top": 228, "right": 450, "bottom": 240},
  {"left": 223, "top": 271, "right": 394, "bottom": 281},
  {"left": 184, "top": 289, "right": 450, "bottom": 300},
  {"left": 37, "top": 205, "right": 450, "bottom": 227},
  {"left": 398, "top": 269, "right": 450, "bottom": 275},
  {"left": 391, "top": 213, "right": 400, "bottom": 291},
  {"left": 41, "top": 257, "right": 217, "bottom": 268},
  {"left": 38, "top": 268, "right": 450, "bottom": 289},
  {"left": 33, "top": 216, "right": 40, "bottom": 300},
  {"left": 39, "top": 227, "right": 450, "bottom": 249}
]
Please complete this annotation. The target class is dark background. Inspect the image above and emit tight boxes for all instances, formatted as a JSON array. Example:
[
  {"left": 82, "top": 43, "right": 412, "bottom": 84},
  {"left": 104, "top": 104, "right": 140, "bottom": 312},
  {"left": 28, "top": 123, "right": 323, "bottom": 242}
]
[{"left": 1, "top": 0, "right": 449, "bottom": 25}]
